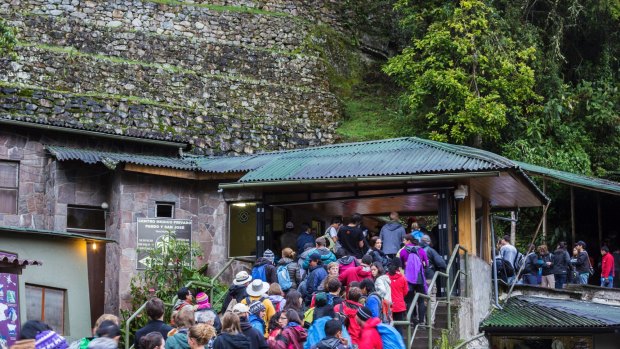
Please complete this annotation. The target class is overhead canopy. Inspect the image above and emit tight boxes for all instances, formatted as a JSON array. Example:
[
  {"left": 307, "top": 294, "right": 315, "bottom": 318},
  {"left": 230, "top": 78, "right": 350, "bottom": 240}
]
[
  {"left": 480, "top": 296, "right": 620, "bottom": 333},
  {"left": 0, "top": 225, "right": 116, "bottom": 243},
  {"left": 516, "top": 161, "right": 620, "bottom": 196}
]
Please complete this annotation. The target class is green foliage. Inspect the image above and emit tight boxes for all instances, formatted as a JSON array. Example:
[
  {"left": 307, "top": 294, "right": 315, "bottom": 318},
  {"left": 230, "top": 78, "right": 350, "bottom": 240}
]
[
  {"left": 384, "top": 0, "right": 542, "bottom": 146},
  {"left": 0, "top": 19, "right": 17, "bottom": 59}
]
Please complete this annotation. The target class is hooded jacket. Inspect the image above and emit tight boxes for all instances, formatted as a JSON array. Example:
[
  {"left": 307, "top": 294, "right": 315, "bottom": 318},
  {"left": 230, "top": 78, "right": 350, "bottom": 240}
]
[
  {"left": 221, "top": 284, "right": 249, "bottom": 313},
  {"left": 239, "top": 316, "right": 269, "bottom": 349},
  {"left": 338, "top": 265, "right": 372, "bottom": 289},
  {"left": 552, "top": 249, "right": 571, "bottom": 275},
  {"left": 164, "top": 329, "right": 189, "bottom": 349},
  {"left": 306, "top": 264, "right": 328, "bottom": 302},
  {"left": 358, "top": 318, "right": 383, "bottom": 349},
  {"left": 311, "top": 337, "right": 349, "bottom": 349},
  {"left": 213, "top": 332, "right": 251, "bottom": 349},
  {"left": 379, "top": 222, "right": 406, "bottom": 255},
  {"left": 337, "top": 256, "right": 358, "bottom": 274},
  {"left": 278, "top": 257, "right": 301, "bottom": 290},
  {"left": 271, "top": 323, "right": 307, "bottom": 349},
  {"left": 254, "top": 258, "right": 278, "bottom": 284},
  {"left": 388, "top": 271, "right": 408, "bottom": 313},
  {"left": 302, "top": 247, "right": 336, "bottom": 270},
  {"left": 374, "top": 274, "right": 392, "bottom": 303}
]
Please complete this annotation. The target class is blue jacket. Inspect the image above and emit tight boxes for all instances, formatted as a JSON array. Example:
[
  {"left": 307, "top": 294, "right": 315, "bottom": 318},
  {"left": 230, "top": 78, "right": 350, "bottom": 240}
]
[
  {"left": 248, "top": 314, "right": 265, "bottom": 336},
  {"left": 297, "top": 232, "right": 316, "bottom": 255},
  {"left": 302, "top": 247, "right": 336, "bottom": 270},
  {"left": 305, "top": 264, "right": 327, "bottom": 302},
  {"left": 366, "top": 293, "right": 381, "bottom": 318}
]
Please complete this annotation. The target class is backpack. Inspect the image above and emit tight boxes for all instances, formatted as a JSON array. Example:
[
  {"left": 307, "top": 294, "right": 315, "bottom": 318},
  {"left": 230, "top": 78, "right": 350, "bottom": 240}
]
[
  {"left": 334, "top": 301, "right": 360, "bottom": 328},
  {"left": 323, "top": 227, "right": 338, "bottom": 253},
  {"left": 277, "top": 263, "right": 293, "bottom": 291},
  {"left": 252, "top": 264, "right": 267, "bottom": 282},
  {"left": 513, "top": 252, "right": 525, "bottom": 273},
  {"left": 303, "top": 316, "right": 351, "bottom": 349},
  {"left": 225, "top": 298, "right": 238, "bottom": 313},
  {"left": 377, "top": 323, "right": 405, "bottom": 348},
  {"left": 404, "top": 245, "right": 425, "bottom": 284},
  {"left": 369, "top": 293, "right": 392, "bottom": 324},
  {"left": 303, "top": 307, "right": 315, "bottom": 327}
]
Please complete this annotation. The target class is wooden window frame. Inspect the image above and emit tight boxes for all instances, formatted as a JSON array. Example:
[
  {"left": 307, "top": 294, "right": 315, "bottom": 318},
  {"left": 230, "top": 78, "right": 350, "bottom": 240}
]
[
  {"left": 0, "top": 160, "right": 19, "bottom": 214},
  {"left": 25, "top": 284, "right": 66, "bottom": 335}
]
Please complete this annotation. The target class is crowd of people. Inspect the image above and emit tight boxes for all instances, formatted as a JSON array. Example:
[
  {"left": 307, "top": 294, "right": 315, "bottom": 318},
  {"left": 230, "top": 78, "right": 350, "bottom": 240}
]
[
  {"left": 6, "top": 212, "right": 446, "bottom": 349},
  {"left": 496, "top": 235, "right": 620, "bottom": 288}
]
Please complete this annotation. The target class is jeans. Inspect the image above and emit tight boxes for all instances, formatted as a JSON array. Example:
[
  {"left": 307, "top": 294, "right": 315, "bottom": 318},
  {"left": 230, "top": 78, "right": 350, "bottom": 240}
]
[
  {"left": 579, "top": 272, "right": 589, "bottom": 285},
  {"left": 601, "top": 278, "right": 614, "bottom": 288},
  {"left": 523, "top": 274, "right": 539, "bottom": 285},
  {"left": 554, "top": 274, "right": 567, "bottom": 289}
]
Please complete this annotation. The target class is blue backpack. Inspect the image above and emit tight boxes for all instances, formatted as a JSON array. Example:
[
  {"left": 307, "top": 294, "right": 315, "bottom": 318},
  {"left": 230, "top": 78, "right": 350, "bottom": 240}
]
[
  {"left": 251, "top": 264, "right": 267, "bottom": 282},
  {"left": 377, "top": 323, "right": 405, "bottom": 348},
  {"left": 277, "top": 264, "right": 293, "bottom": 291},
  {"left": 304, "top": 316, "right": 351, "bottom": 349}
]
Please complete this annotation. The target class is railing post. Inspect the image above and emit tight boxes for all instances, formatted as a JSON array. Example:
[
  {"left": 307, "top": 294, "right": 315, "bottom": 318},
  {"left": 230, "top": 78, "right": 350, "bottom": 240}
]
[{"left": 427, "top": 301, "right": 433, "bottom": 349}]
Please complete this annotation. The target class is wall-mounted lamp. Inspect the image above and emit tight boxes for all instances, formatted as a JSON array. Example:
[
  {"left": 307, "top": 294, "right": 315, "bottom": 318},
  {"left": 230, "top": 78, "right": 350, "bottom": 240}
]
[
  {"left": 454, "top": 185, "right": 469, "bottom": 201},
  {"left": 92, "top": 242, "right": 97, "bottom": 251},
  {"left": 232, "top": 203, "right": 247, "bottom": 207},
  {"left": 101, "top": 202, "right": 109, "bottom": 210}
]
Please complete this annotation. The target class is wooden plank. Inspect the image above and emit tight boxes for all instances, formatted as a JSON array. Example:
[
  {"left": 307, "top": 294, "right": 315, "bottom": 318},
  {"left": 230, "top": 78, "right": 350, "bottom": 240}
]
[
  {"left": 124, "top": 163, "right": 243, "bottom": 180},
  {"left": 457, "top": 181, "right": 477, "bottom": 255}
]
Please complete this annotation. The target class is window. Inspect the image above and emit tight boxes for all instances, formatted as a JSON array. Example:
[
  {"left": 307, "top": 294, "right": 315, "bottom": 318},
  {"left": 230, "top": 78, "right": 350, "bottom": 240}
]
[
  {"left": 0, "top": 161, "right": 18, "bottom": 214},
  {"left": 156, "top": 202, "right": 174, "bottom": 218},
  {"left": 67, "top": 206, "right": 105, "bottom": 232},
  {"left": 25, "top": 285, "right": 65, "bottom": 334}
]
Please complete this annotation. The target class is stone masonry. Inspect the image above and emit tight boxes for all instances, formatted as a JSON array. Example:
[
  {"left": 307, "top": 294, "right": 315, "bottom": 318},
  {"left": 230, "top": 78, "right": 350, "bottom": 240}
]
[{"left": 0, "top": 0, "right": 345, "bottom": 155}]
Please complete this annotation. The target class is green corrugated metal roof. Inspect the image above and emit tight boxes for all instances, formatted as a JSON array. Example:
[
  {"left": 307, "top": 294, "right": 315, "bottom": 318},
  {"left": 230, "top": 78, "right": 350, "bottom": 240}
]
[
  {"left": 516, "top": 161, "right": 620, "bottom": 195},
  {"left": 480, "top": 296, "right": 620, "bottom": 333},
  {"left": 0, "top": 225, "right": 116, "bottom": 243}
]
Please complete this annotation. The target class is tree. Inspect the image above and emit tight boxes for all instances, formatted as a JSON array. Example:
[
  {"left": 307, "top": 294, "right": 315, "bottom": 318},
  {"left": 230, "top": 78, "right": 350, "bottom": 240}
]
[
  {"left": 384, "top": 0, "right": 542, "bottom": 147},
  {"left": 0, "top": 19, "right": 16, "bottom": 58}
]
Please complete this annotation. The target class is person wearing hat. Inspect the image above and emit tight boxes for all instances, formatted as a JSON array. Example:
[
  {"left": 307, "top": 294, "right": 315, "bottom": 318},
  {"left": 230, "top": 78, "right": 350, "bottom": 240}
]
[
  {"left": 221, "top": 271, "right": 252, "bottom": 314},
  {"left": 248, "top": 301, "right": 267, "bottom": 337},
  {"left": 355, "top": 306, "right": 382, "bottom": 349},
  {"left": 240, "top": 279, "right": 276, "bottom": 326},
  {"left": 304, "top": 253, "right": 328, "bottom": 305},
  {"left": 296, "top": 223, "right": 315, "bottom": 256},
  {"left": 301, "top": 237, "right": 336, "bottom": 271},
  {"left": 574, "top": 241, "right": 592, "bottom": 285},
  {"left": 173, "top": 287, "right": 193, "bottom": 312},
  {"left": 194, "top": 292, "right": 222, "bottom": 333},
  {"left": 232, "top": 303, "right": 268, "bottom": 349},
  {"left": 280, "top": 221, "right": 299, "bottom": 253},
  {"left": 251, "top": 251, "right": 278, "bottom": 284}
]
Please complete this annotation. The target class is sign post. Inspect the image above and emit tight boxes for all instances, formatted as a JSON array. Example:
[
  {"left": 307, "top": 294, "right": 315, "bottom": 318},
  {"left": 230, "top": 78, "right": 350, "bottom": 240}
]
[{"left": 136, "top": 218, "right": 192, "bottom": 269}]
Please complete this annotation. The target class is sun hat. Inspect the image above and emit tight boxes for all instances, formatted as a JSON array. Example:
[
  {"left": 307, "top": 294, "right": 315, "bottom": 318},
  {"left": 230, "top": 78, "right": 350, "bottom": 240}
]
[
  {"left": 249, "top": 300, "right": 266, "bottom": 315},
  {"left": 246, "top": 279, "right": 270, "bottom": 297},
  {"left": 232, "top": 303, "right": 250, "bottom": 314},
  {"left": 286, "top": 221, "right": 294, "bottom": 229},
  {"left": 233, "top": 271, "right": 253, "bottom": 286}
]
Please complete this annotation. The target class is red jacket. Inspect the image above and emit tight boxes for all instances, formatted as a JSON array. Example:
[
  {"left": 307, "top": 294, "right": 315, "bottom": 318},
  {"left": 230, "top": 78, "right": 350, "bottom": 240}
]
[
  {"left": 333, "top": 300, "right": 363, "bottom": 345},
  {"left": 602, "top": 253, "right": 615, "bottom": 278},
  {"left": 269, "top": 324, "right": 307, "bottom": 349},
  {"left": 338, "top": 265, "right": 372, "bottom": 289},
  {"left": 358, "top": 318, "right": 383, "bottom": 349},
  {"left": 388, "top": 271, "right": 409, "bottom": 313}
]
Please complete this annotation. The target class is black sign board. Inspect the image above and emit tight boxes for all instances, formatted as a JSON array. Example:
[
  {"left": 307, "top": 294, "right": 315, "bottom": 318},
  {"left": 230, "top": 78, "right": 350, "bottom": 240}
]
[{"left": 136, "top": 218, "right": 192, "bottom": 269}]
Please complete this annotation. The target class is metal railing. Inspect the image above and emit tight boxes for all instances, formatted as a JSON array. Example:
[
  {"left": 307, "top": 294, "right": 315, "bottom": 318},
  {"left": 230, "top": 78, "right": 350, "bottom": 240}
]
[
  {"left": 392, "top": 244, "right": 470, "bottom": 349},
  {"left": 124, "top": 256, "right": 255, "bottom": 349}
]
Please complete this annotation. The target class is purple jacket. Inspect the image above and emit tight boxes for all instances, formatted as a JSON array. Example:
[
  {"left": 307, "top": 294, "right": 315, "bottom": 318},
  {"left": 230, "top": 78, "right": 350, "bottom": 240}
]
[{"left": 399, "top": 244, "right": 429, "bottom": 292}]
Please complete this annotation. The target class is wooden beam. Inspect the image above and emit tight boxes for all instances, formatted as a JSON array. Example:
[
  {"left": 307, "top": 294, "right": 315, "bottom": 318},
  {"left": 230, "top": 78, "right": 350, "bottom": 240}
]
[
  {"left": 124, "top": 163, "right": 244, "bottom": 180},
  {"left": 457, "top": 181, "right": 477, "bottom": 255},
  {"left": 481, "top": 199, "right": 491, "bottom": 262}
]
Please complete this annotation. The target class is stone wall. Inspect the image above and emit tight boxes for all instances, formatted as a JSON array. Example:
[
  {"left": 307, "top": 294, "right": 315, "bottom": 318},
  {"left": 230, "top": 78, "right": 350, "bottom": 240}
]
[{"left": 0, "top": 0, "right": 345, "bottom": 154}]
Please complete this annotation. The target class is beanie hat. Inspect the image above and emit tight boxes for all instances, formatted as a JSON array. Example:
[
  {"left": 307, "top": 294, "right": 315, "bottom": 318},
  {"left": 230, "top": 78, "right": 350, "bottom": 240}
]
[
  {"left": 310, "top": 253, "right": 322, "bottom": 262},
  {"left": 356, "top": 306, "right": 372, "bottom": 322},
  {"left": 263, "top": 249, "right": 275, "bottom": 263},
  {"left": 35, "top": 331, "right": 68, "bottom": 349},
  {"left": 195, "top": 292, "right": 211, "bottom": 310},
  {"left": 249, "top": 300, "right": 266, "bottom": 315},
  {"left": 314, "top": 292, "right": 328, "bottom": 306}
]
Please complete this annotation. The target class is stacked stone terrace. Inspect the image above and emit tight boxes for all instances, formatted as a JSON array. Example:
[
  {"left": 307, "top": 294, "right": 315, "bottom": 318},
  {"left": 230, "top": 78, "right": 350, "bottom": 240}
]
[{"left": 0, "top": 0, "right": 343, "bottom": 154}]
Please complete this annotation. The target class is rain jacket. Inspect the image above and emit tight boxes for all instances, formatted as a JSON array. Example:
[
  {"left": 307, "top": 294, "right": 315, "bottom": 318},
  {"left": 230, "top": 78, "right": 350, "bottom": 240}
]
[
  {"left": 338, "top": 265, "right": 372, "bottom": 289},
  {"left": 379, "top": 222, "right": 406, "bottom": 255},
  {"left": 302, "top": 247, "right": 336, "bottom": 270},
  {"left": 213, "top": 332, "right": 251, "bottom": 349},
  {"left": 270, "top": 323, "right": 308, "bottom": 349},
  {"left": 165, "top": 329, "right": 189, "bottom": 349},
  {"left": 358, "top": 318, "right": 383, "bottom": 349}
]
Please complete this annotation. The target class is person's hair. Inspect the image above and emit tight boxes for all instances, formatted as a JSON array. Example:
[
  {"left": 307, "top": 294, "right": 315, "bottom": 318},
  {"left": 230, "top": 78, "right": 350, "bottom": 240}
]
[
  {"left": 411, "top": 222, "right": 420, "bottom": 230},
  {"left": 558, "top": 241, "right": 567, "bottom": 250},
  {"left": 146, "top": 298, "right": 165, "bottom": 320},
  {"left": 284, "top": 309, "right": 302, "bottom": 324},
  {"left": 301, "top": 223, "right": 311, "bottom": 232},
  {"left": 404, "top": 234, "right": 415, "bottom": 243},
  {"left": 602, "top": 246, "right": 610, "bottom": 253},
  {"left": 177, "top": 287, "right": 191, "bottom": 300},
  {"left": 502, "top": 235, "right": 510, "bottom": 243},
  {"left": 389, "top": 212, "right": 399, "bottom": 220},
  {"left": 349, "top": 281, "right": 360, "bottom": 289},
  {"left": 335, "top": 248, "right": 347, "bottom": 258},
  {"left": 188, "top": 324, "right": 217, "bottom": 346},
  {"left": 327, "top": 262, "right": 339, "bottom": 273},
  {"left": 176, "top": 307, "right": 195, "bottom": 328},
  {"left": 195, "top": 310, "right": 217, "bottom": 324},
  {"left": 19, "top": 320, "right": 51, "bottom": 340},
  {"left": 268, "top": 283, "right": 283, "bottom": 296},
  {"left": 347, "top": 287, "right": 362, "bottom": 302},
  {"left": 528, "top": 244, "right": 536, "bottom": 253},
  {"left": 96, "top": 320, "right": 121, "bottom": 338},
  {"left": 351, "top": 213, "right": 362, "bottom": 224},
  {"left": 316, "top": 237, "right": 326, "bottom": 247},
  {"left": 388, "top": 256, "right": 401, "bottom": 275},
  {"left": 268, "top": 311, "right": 282, "bottom": 332},
  {"left": 361, "top": 255, "right": 373, "bottom": 265},
  {"left": 360, "top": 278, "right": 376, "bottom": 293},
  {"left": 331, "top": 217, "right": 342, "bottom": 225},
  {"left": 282, "top": 248, "right": 296, "bottom": 259},
  {"left": 324, "top": 319, "right": 342, "bottom": 337},
  {"left": 370, "top": 236, "right": 380, "bottom": 249},
  {"left": 537, "top": 245, "right": 548, "bottom": 254},
  {"left": 283, "top": 290, "right": 303, "bottom": 312},
  {"left": 326, "top": 277, "right": 342, "bottom": 293},
  {"left": 220, "top": 312, "right": 241, "bottom": 335},
  {"left": 372, "top": 262, "right": 385, "bottom": 276},
  {"left": 139, "top": 332, "right": 164, "bottom": 349},
  {"left": 94, "top": 314, "right": 120, "bottom": 332}
]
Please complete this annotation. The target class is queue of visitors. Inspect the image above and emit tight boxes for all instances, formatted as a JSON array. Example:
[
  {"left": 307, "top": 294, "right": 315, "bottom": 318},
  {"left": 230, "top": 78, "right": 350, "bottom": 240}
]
[{"left": 495, "top": 235, "right": 618, "bottom": 288}]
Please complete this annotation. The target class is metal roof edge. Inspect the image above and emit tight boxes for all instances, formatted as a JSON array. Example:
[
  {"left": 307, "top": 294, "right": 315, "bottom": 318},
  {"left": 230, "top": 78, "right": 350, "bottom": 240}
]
[
  {"left": 411, "top": 137, "right": 517, "bottom": 169},
  {"left": 0, "top": 225, "right": 117, "bottom": 243}
]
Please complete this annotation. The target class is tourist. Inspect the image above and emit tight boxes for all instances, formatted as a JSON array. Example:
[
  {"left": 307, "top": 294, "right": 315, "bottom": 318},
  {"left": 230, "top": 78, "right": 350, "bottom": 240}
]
[
  {"left": 296, "top": 223, "right": 315, "bottom": 256},
  {"left": 241, "top": 280, "right": 276, "bottom": 325},
  {"left": 283, "top": 290, "right": 305, "bottom": 321},
  {"left": 538, "top": 245, "right": 555, "bottom": 288},
  {"left": 323, "top": 217, "right": 342, "bottom": 253},
  {"left": 305, "top": 253, "right": 328, "bottom": 304},
  {"left": 522, "top": 244, "right": 540, "bottom": 285},
  {"left": 309, "top": 319, "right": 350, "bottom": 349},
  {"left": 333, "top": 287, "right": 363, "bottom": 346},
  {"left": 498, "top": 235, "right": 518, "bottom": 284},
  {"left": 194, "top": 292, "right": 221, "bottom": 333},
  {"left": 379, "top": 212, "right": 407, "bottom": 259},
  {"left": 248, "top": 301, "right": 267, "bottom": 337},
  {"left": 267, "top": 309, "right": 307, "bottom": 349},
  {"left": 400, "top": 234, "right": 428, "bottom": 323},
  {"left": 366, "top": 236, "right": 390, "bottom": 268},
  {"left": 232, "top": 304, "right": 269, "bottom": 349},
  {"left": 165, "top": 307, "right": 194, "bottom": 349},
  {"left": 355, "top": 307, "right": 382, "bottom": 349},
  {"left": 573, "top": 241, "right": 591, "bottom": 285},
  {"left": 337, "top": 214, "right": 366, "bottom": 259},
  {"left": 601, "top": 246, "right": 615, "bottom": 288},
  {"left": 277, "top": 248, "right": 301, "bottom": 291},
  {"left": 552, "top": 242, "right": 571, "bottom": 289},
  {"left": 359, "top": 279, "right": 381, "bottom": 318},
  {"left": 187, "top": 324, "right": 216, "bottom": 349},
  {"left": 420, "top": 234, "right": 445, "bottom": 315},
  {"left": 138, "top": 332, "right": 165, "bottom": 349},
  {"left": 388, "top": 257, "right": 408, "bottom": 336},
  {"left": 173, "top": 287, "right": 193, "bottom": 311},
  {"left": 338, "top": 255, "right": 372, "bottom": 291},
  {"left": 252, "top": 250, "right": 278, "bottom": 284},
  {"left": 311, "top": 292, "right": 335, "bottom": 322},
  {"left": 221, "top": 271, "right": 252, "bottom": 313},
  {"left": 326, "top": 262, "right": 340, "bottom": 279},
  {"left": 35, "top": 330, "right": 69, "bottom": 349},
  {"left": 135, "top": 299, "right": 173, "bottom": 348},
  {"left": 212, "top": 313, "right": 250, "bottom": 349},
  {"left": 267, "top": 284, "right": 286, "bottom": 312},
  {"left": 281, "top": 221, "right": 298, "bottom": 252},
  {"left": 371, "top": 262, "right": 391, "bottom": 303},
  {"left": 302, "top": 237, "right": 336, "bottom": 271}
]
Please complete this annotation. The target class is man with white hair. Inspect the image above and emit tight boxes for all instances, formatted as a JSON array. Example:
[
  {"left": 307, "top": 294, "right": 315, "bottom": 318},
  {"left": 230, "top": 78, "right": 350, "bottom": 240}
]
[{"left": 380, "top": 212, "right": 407, "bottom": 259}]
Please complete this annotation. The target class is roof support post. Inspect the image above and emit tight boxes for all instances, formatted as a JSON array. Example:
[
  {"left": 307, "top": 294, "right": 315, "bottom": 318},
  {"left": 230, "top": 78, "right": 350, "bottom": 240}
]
[
  {"left": 542, "top": 179, "right": 547, "bottom": 242},
  {"left": 598, "top": 193, "right": 603, "bottom": 248},
  {"left": 571, "top": 187, "right": 576, "bottom": 246}
]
